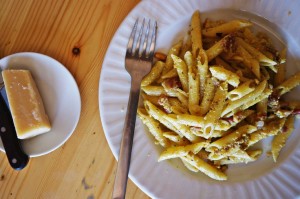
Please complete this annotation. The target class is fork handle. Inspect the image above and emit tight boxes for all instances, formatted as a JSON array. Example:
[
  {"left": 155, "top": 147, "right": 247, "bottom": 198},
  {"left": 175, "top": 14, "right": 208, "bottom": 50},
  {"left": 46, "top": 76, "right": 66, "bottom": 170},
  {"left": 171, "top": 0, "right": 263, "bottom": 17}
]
[{"left": 112, "top": 78, "right": 141, "bottom": 199}]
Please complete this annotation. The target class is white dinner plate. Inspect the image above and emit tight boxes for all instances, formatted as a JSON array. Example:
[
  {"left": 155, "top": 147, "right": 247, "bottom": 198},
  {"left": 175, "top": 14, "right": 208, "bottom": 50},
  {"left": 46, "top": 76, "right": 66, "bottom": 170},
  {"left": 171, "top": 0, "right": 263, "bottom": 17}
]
[
  {"left": 99, "top": 0, "right": 300, "bottom": 198},
  {"left": 0, "top": 52, "right": 81, "bottom": 157}
]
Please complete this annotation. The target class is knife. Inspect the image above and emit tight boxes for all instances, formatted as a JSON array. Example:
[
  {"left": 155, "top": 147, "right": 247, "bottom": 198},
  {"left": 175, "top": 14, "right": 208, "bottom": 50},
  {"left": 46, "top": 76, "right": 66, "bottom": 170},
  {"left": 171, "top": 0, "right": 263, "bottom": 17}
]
[{"left": 0, "top": 73, "right": 29, "bottom": 170}]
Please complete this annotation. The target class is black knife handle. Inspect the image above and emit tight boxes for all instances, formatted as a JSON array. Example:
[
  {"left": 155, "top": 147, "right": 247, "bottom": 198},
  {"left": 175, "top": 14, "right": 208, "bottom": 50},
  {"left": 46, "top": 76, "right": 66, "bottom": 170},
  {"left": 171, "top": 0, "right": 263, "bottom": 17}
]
[{"left": 0, "top": 95, "right": 29, "bottom": 170}]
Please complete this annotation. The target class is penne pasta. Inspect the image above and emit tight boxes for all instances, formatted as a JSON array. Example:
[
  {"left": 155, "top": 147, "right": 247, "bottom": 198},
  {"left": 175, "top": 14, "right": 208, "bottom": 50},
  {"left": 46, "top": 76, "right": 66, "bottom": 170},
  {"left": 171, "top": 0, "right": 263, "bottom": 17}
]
[
  {"left": 199, "top": 77, "right": 216, "bottom": 115},
  {"left": 162, "top": 131, "right": 189, "bottom": 145},
  {"left": 142, "top": 86, "right": 168, "bottom": 96},
  {"left": 208, "top": 125, "right": 257, "bottom": 151},
  {"left": 206, "top": 34, "right": 235, "bottom": 62},
  {"left": 141, "top": 93, "right": 160, "bottom": 106},
  {"left": 209, "top": 66, "right": 240, "bottom": 87},
  {"left": 141, "top": 61, "right": 165, "bottom": 86},
  {"left": 271, "top": 116, "right": 294, "bottom": 162},
  {"left": 202, "top": 20, "right": 252, "bottom": 37},
  {"left": 144, "top": 100, "right": 183, "bottom": 137},
  {"left": 181, "top": 158, "right": 199, "bottom": 172},
  {"left": 165, "top": 114, "right": 200, "bottom": 142},
  {"left": 247, "top": 118, "right": 286, "bottom": 147},
  {"left": 161, "top": 68, "right": 178, "bottom": 79},
  {"left": 137, "top": 109, "right": 169, "bottom": 147},
  {"left": 197, "top": 49, "right": 209, "bottom": 99},
  {"left": 233, "top": 87, "right": 272, "bottom": 116},
  {"left": 182, "top": 153, "right": 227, "bottom": 181},
  {"left": 158, "top": 141, "right": 207, "bottom": 161},
  {"left": 227, "top": 80, "right": 256, "bottom": 101},
  {"left": 172, "top": 54, "right": 189, "bottom": 92},
  {"left": 217, "top": 150, "right": 262, "bottom": 164},
  {"left": 275, "top": 71, "right": 300, "bottom": 96},
  {"left": 203, "top": 82, "right": 228, "bottom": 136},
  {"left": 162, "top": 40, "right": 182, "bottom": 76},
  {"left": 221, "top": 80, "right": 267, "bottom": 117},
  {"left": 236, "top": 45, "right": 261, "bottom": 79},
  {"left": 190, "top": 10, "right": 202, "bottom": 57},
  {"left": 236, "top": 37, "right": 277, "bottom": 66},
  {"left": 184, "top": 51, "right": 200, "bottom": 114}
]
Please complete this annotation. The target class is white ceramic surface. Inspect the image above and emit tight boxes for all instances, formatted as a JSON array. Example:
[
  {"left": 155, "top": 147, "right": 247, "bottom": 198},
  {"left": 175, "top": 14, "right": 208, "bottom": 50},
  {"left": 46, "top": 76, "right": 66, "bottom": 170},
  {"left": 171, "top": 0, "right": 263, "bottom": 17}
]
[
  {"left": 99, "top": 0, "right": 300, "bottom": 198},
  {"left": 0, "top": 52, "right": 81, "bottom": 157}
]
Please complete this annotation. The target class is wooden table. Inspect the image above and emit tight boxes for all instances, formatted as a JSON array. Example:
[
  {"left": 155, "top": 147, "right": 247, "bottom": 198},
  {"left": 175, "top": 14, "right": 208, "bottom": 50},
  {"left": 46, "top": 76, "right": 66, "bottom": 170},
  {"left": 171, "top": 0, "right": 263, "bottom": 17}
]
[{"left": 0, "top": 0, "right": 150, "bottom": 198}]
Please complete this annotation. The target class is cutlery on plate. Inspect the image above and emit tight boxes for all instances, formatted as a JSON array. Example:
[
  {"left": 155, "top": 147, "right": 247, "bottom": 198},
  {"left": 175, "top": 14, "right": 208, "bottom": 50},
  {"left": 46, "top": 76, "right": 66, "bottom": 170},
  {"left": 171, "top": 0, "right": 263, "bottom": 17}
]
[
  {"left": 112, "top": 18, "right": 157, "bottom": 199},
  {"left": 0, "top": 70, "right": 29, "bottom": 170}
]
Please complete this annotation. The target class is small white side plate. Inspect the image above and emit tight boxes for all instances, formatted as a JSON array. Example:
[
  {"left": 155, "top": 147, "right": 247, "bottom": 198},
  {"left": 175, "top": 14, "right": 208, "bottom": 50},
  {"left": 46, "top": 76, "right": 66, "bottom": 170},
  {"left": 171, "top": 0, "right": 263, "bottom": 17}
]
[{"left": 0, "top": 52, "right": 81, "bottom": 157}]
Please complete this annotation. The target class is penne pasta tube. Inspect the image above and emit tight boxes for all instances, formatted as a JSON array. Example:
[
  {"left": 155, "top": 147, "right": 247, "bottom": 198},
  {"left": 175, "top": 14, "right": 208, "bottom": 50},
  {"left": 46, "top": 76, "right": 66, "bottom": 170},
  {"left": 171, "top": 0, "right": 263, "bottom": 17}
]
[
  {"left": 165, "top": 114, "right": 200, "bottom": 142},
  {"left": 202, "top": 20, "right": 252, "bottom": 37},
  {"left": 172, "top": 54, "right": 189, "bottom": 92},
  {"left": 169, "top": 98, "right": 188, "bottom": 114},
  {"left": 185, "top": 51, "right": 200, "bottom": 114},
  {"left": 197, "top": 49, "right": 209, "bottom": 99},
  {"left": 163, "top": 40, "right": 182, "bottom": 75},
  {"left": 227, "top": 80, "right": 256, "bottom": 101},
  {"left": 230, "top": 149, "right": 262, "bottom": 162},
  {"left": 181, "top": 158, "right": 199, "bottom": 172},
  {"left": 176, "top": 114, "right": 205, "bottom": 127},
  {"left": 271, "top": 116, "right": 294, "bottom": 162},
  {"left": 161, "top": 68, "right": 178, "bottom": 79},
  {"left": 142, "top": 86, "right": 168, "bottom": 96},
  {"left": 161, "top": 79, "right": 189, "bottom": 104},
  {"left": 208, "top": 125, "right": 257, "bottom": 151},
  {"left": 217, "top": 150, "right": 262, "bottom": 164},
  {"left": 190, "top": 10, "right": 203, "bottom": 57},
  {"left": 190, "top": 127, "right": 227, "bottom": 139},
  {"left": 177, "top": 113, "right": 243, "bottom": 132},
  {"left": 247, "top": 118, "right": 286, "bottom": 147},
  {"left": 182, "top": 153, "right": 227, "bottom": 181},
  {"left": 141, "top": 93, "right": 160, "bottom": 106},
  {"left": 162, "top": 132, "right": 190, "bottom": 145},
  {"left": 203, "top": 82, "right": 228, "bottom": 136},
  {"left": 239, "top": 87, "right": 272, "bottom": 113},
  {"left": 206, "top": 34, "right": 235, "bottom": 62},
  {"left": 275, "top": 71, "right": 300, "bottom": 96},
  {"left": 199, "top": 77, "right": 216, "bottom": 115},
  {"left": 141, "top": 61, "right": 165, "bottom": 86},
  {"left": 226, "top": 88, "right": 271, "bottom": 118},
  {"left": 236, "top": 45, "right": 260, "bottom": 79},
  {"left": 221, "top": 110, "right": 254, "bottom": 131},
  {"left": 221, "top": 80, "right": 267, "bottom": 117},
  {"left": 144, "top": 100, "right": 183, "bottom": 137},
  {"left": 137, "top": 109, "right": 170, "bottom": 147},
  {"left": 209, "top": 66, "right": 240, "bottom": 87},
  {"left": 158, "top": 141, "right": 207, "bottom": 161},
  {"left": 208, "top": 146, "right": 240, "bottom": 161},
  {"left": 236, "top": 37, "right": 277, "bottom": 66}
]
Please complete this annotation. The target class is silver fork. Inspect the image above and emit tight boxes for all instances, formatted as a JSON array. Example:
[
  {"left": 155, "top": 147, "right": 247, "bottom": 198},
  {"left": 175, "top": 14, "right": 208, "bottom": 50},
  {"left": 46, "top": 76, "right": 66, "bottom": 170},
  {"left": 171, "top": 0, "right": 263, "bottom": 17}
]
[{"left": 112, "top": 18, "right": 157, "bottom": 199}]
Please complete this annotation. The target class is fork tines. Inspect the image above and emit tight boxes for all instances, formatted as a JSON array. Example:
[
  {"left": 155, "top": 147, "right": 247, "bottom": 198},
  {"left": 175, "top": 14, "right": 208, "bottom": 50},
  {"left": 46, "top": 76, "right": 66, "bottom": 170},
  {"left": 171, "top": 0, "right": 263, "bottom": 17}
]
[{"left": 127, "top": 18, "right": 157, "bottom": 59}]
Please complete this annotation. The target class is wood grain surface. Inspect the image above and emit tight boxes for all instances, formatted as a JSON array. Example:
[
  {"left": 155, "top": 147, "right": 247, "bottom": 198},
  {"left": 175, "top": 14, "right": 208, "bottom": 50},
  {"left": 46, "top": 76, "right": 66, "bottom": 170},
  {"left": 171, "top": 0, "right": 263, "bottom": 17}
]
[{"left": 0, "top": 0, "right": 150, "bottom": 198}]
